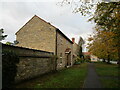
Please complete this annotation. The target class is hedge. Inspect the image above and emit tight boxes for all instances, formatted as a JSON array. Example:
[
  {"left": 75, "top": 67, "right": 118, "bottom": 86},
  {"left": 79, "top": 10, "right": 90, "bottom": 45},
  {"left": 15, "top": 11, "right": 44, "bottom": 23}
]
[{"left": 2, "top": 50, "right": 19, "bottom": 88}]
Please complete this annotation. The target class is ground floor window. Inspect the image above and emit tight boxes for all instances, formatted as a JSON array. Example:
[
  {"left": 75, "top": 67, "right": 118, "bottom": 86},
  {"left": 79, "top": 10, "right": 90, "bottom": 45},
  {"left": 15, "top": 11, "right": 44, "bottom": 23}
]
[{"left": 60, "top": 53, "right": 62, "bottom": 63}]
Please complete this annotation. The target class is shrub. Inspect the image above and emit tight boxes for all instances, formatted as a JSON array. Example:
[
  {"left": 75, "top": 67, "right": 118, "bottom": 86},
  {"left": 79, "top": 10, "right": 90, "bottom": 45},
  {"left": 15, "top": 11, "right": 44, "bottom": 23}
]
[
  {"left": 2, "top": 50, "right": 19, "bottom": 88},
  {"left": 74, "top": 57, "right": 84, "bottom": 65},
  {"left": 84, "top": 55, "right": 91, "bottom": 62}
]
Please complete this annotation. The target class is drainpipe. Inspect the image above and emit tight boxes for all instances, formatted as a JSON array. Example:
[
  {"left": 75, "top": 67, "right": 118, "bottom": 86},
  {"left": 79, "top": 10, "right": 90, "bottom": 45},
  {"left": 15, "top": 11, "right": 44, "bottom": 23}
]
[
  {"left": 71, "top": 44, "right": 73, "bottom": 66},
  {"left": 55, "top": 29, "right": 58, "bottom": 70}
]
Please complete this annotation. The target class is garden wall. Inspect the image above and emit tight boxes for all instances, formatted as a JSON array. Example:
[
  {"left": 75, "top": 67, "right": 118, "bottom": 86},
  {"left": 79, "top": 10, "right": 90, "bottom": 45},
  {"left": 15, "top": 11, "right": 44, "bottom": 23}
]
[{"left": 2, "top": 44, "right": 55, "bottom": 83}]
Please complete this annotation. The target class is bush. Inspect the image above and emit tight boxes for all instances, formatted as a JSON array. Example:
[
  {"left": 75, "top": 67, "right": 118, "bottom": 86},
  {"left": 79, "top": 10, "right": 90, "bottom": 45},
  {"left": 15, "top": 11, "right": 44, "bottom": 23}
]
[
  {"left": 74, "top": 57, "right": 84, "bottom": 65},
  {"left": 84, "top": 55, "right": 91, "bottom": 62},
  {"left": 2, "top": 50, "right": 19, "bottom": 88}
]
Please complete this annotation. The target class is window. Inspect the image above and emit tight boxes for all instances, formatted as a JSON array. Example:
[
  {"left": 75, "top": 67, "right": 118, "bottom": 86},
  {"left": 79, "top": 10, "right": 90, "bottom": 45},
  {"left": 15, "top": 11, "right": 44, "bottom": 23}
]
[
  {"left": 66, "top": 41, "right": 68, "bottom": 45},
  {"left": 60, "top": 53, "right": 62, "bottom": 63},
  {"left": 60, "top": 38, "right": 63, "bottom": 45}
]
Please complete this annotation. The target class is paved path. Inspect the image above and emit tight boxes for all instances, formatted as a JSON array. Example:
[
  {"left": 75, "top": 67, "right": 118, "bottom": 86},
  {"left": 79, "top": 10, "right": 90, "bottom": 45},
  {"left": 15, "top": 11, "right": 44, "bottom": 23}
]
[{"left": 83, "top": 63, "right": 102, "bottom": 88}]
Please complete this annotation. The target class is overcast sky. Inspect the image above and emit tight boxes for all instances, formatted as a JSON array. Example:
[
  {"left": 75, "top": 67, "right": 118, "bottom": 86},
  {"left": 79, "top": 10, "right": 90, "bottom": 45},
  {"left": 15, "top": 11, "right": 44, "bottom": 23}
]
[{"left": 0, "top": 0, "right": 95, "bottom": 51}]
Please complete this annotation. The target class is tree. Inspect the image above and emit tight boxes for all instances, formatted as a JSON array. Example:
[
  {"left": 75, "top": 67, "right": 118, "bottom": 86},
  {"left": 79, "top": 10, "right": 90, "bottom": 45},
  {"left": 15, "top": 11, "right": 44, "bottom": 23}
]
[
  {"left": 89, "top": 2, "right": 120, "bottom": 65},
  {"left": 0, "top": 28, "right": 7, "bottom": 41},
  {"left": 6, "top": 40, "right": 19, "bottom": 46},
  {"left": 6, "top": 42, "right": 13, "bottom": 45},
  {"left": 87, "top": 30, "right": 118, "bottom": 64}
]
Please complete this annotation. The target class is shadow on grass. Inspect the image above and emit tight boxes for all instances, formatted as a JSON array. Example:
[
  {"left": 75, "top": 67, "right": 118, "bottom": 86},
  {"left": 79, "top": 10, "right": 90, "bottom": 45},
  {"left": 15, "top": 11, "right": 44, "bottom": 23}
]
[{"left": 94, "top": 62, "right": 119, "bottom": 88}]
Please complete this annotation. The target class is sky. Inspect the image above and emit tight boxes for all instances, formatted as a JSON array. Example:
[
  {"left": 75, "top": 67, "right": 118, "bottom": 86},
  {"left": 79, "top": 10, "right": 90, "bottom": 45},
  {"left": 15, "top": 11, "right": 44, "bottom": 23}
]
[{"left": 0, "top": 0, "right": 95, "bottom": 51}]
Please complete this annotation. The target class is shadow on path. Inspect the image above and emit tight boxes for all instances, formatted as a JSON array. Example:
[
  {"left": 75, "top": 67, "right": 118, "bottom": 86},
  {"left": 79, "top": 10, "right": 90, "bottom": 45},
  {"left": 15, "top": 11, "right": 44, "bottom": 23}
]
[{"left": 83, "top": 63, "right": 102, "bottom": 88}]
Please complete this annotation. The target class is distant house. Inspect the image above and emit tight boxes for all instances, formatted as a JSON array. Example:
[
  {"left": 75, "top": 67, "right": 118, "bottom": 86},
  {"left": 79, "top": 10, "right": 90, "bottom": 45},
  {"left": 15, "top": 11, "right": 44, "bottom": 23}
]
[
  {"left": 90, "top": 55, "right": 99, "bottom": 62},
  {"left": 15, "top": 15, "right": 73, "bottom": 70},
  {"left": 83, "top": 52, "right": 91, "bottom": 61},
  {"left": 83, "top": 52, "right": 99, "bottom": 62},
  {"left": 83, "top": 52, "right": 91, "bottom": 56}
]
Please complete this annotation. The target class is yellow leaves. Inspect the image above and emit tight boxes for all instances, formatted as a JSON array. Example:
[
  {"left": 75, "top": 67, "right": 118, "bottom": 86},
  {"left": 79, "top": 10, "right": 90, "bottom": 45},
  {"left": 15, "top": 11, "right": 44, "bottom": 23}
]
[
  {"left": 88, "top": 37, "right": 93, "bottom": 41},
  {"left": 87, "top": 30, "right": 118, "bottom": 60},
  {"left": 87, "top": 2, "right": 120, "bottom": 60},
  {"left": 100, "top": 31, "right": 115, "bottom": 37}
]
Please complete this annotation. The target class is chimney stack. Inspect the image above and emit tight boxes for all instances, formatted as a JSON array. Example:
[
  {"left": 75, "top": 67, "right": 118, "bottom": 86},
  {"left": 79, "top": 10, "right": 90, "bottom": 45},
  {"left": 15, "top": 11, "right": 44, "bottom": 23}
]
[{"left": 72, "top": 38, "right": 75, "bottom": 43}]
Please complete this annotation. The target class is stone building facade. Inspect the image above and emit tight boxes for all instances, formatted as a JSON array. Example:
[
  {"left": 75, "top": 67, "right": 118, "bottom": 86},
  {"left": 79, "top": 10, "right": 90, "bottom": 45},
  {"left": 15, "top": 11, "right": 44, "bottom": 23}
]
[
  {"left": 16, "top": 15, "right": 56, "bottom": 53},
  {"left": 16, "top": 15, "right": 73, "bottom": 70},
  {"left": 56, "top": 30, "right": 73, "bottom": 69}
]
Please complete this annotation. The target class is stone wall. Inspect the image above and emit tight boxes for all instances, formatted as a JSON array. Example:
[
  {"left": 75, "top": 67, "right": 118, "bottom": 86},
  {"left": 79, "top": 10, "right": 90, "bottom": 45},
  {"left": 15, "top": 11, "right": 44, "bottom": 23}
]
[
  {"left": 16, "top": 15, "right": 56, "bottom": 53},
  {"left": 2, "top": 44, "right": 55, "bottom": 83}
]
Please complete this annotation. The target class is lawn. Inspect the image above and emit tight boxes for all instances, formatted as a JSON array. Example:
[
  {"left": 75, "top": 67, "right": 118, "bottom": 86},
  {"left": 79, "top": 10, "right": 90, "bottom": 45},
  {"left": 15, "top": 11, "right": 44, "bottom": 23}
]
[
  {"left": 94, "top": 62, "right": 119, "bottom": 88},
  {"left": 16, "top": 63, "right": 87, "bottom": 88}
]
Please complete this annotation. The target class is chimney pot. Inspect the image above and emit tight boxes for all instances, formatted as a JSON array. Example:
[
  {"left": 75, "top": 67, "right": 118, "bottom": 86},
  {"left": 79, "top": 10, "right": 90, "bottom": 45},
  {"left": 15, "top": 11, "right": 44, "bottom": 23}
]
[{"left": 72, "top": 38, "right": 75, "bottom": 43}]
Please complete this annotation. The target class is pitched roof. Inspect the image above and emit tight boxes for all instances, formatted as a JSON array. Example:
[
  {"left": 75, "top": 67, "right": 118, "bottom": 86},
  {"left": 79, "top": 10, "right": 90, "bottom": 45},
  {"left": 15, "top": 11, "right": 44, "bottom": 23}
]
[
  {"left": 15, "top": 15, "right": 73, "bottom": 44},
  {"left": 56, "top": 29, "right": 73, "bottom": 44},
  {"left": 65, "top": 48, "right": 71, "bottom": 54},
  {"left": 83, "top": 52, "right": 91, "bottom": 55}
]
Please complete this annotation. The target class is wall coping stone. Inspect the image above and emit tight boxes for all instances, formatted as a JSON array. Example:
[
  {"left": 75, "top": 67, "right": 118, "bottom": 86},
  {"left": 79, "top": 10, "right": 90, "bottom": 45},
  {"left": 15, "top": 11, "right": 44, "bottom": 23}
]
[{"left": 2, "top": 44, "right": 54, "bottom": 54}]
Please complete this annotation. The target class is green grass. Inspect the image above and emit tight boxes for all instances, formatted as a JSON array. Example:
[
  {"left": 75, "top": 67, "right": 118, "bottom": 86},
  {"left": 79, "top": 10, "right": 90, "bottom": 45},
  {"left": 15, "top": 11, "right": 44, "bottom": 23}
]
[
  {"left": 16, "top": 63, "right": 87, "bottom": 88},
  {"left": 95, "top": 62, "right": 118, "bottom": 77},
  {"left": 100, "top": 78, "right": 119, "bottom": 88},
  {"left": 95, "top": 62, "right": 119, "bottom": 88},
  {"left": 35, "top": 63, "right": 87, "bottom": 88}
]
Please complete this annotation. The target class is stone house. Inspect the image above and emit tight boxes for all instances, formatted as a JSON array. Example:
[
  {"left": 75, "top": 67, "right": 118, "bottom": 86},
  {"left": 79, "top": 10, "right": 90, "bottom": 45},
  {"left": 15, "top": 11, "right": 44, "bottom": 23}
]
[
  {"left": 83, "top": 52, "right": 99, "bottom": 62},
  {"left": 90, "top": 55, "right": 99, "bottom": 62},
  {"left": 83, "top": 52, "right": 91, "bottom": 61},
  {"left": 15, "top": 15, "right": 73, "bottom": 70}
]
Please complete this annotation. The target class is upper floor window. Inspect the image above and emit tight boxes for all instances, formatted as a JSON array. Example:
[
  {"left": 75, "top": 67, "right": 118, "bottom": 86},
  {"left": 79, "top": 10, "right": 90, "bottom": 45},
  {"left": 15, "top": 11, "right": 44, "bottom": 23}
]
[
  {"left": 60, "top": 38, "right": 63, "bottom": 45},
  {"left": 66, "top": 41, "right": 68, "bottom": 45}
]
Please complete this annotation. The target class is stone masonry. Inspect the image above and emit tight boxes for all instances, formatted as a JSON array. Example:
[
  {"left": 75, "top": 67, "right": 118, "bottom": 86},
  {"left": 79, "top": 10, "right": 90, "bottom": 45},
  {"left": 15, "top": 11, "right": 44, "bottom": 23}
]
[
  {"left": 2, "top": 44, "right": 55, "bottom": 83},
  {"left": 56, "top": 31, "right": 73, "bottom": 69},
  {"left": 16, "top": 15, "right": 56, "bottom": 53}
]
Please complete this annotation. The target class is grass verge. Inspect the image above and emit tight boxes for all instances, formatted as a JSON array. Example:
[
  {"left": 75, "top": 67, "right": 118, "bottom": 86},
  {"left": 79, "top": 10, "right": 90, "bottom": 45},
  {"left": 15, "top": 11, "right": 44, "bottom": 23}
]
[
  {"left": 35, "top": 63, "right": 87, "bottom": 88},
  {"left": 95, "top": 62, "right": 119, "bottom": 88}
]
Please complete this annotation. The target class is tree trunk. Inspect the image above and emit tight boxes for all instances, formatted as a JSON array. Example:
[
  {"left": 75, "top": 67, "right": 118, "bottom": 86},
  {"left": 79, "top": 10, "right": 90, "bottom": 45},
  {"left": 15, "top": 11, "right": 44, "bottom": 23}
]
[
  {"left": 118, "top": 47, "right": 120, "bottom": 68},
  {"left": 79, "top": 46, "right": 82, "bottom": 58},
  {"left": 107, "top": 54, "right": 110, "bottom": 64},
  {"left": 107, "top": 59, "right": 110, "bottom": 64},
  {"left": 102, "top": 58, "right": 105, "bottom": 62}
]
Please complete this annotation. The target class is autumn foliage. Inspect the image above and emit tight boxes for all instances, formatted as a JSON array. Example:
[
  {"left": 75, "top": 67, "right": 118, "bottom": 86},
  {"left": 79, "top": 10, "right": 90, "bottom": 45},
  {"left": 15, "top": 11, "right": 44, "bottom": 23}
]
[{"left": 87, "top": 2, "right": 120, "bottom": 64}]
